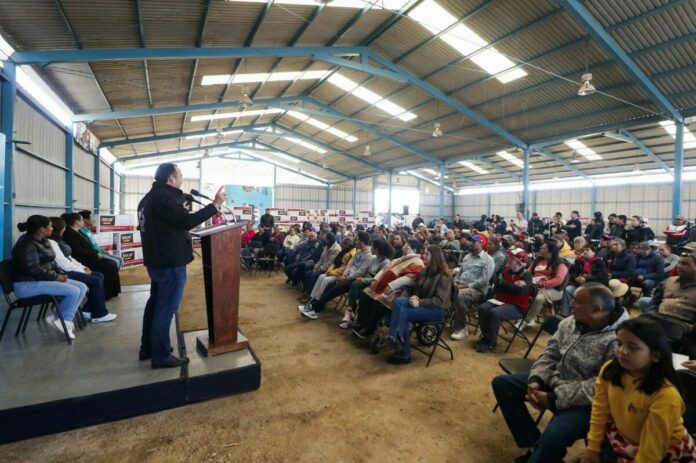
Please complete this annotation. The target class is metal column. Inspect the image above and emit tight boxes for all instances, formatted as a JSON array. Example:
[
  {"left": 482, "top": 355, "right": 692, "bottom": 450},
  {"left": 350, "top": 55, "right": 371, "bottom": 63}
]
[
  {"left": 522, "top": 148, "right": 530, "bottom": 217},
  {"left": 531, "top": 190, "right": 537, "bottom": 215},
  {"left": 93, "top": 152, "right": 100, "bottom": 213},
  {"left": 326, "top": 184, "right": 330, "bottom": 210},
  {"left": 387, "top": 171, "right": 392, "bottom": 226},
  {"left": 65, "top": 131, "right": 74, "bottom": 212},
  {"left": 109, "top": 165, "right": 115, "bottom": 213},
  {"left": 591, "top": 185, "right": 597, "bottom": 214},
  {"left": 1, "top": 61, "right": 16, "bottom": 259},
  {"left": 119, "top": 174, "right": 126, "bottom": 214},
  {"left": 486, "top": 193, "right": 491, "bottom": 217},
  {"left": 273, "top": 166, "right": 277, "bottom": 207},
  {"left": 372, "top": 175, "right": 376, "bottom": 213},
  {"left": 672, "top": 121, "right": 684, "bottom": 219},
  {"left": 438, "top": 164, "right": 445, "bottom": 218},
  {"left": 351, "top": 178, "right": 357, "bottom": 214},
  {"left": 198, "top": 158, "right": 203, "bottom": 193}
]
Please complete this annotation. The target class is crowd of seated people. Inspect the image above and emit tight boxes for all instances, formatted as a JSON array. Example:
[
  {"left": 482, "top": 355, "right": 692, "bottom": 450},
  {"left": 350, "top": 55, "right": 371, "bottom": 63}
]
[
  {"left": 269, "top": 209, "right": 696, "bottom": 461},
  {"left": 10, "top": 214, "right": 123, "bottom": 341}
]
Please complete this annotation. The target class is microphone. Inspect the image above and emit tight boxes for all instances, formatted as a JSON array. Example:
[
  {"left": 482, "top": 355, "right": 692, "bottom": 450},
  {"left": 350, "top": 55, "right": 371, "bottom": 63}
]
[
  {"left": 184, "top": 194, "right": 204, "bottom": 206},
  {"left": 190, "top": 189, "right": 212, "bottom": 201}
]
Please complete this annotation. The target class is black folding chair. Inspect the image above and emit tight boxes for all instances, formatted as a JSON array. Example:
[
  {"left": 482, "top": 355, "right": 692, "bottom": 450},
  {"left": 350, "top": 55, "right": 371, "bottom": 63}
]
[{"left": 0, "top": 260, "right": 72, "bottom": 344}]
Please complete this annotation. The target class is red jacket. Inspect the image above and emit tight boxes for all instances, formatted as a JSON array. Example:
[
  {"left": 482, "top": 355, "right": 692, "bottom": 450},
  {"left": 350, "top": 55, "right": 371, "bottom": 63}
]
[{"left": 495, "top": 268, "right": 533, "bottom": 312}]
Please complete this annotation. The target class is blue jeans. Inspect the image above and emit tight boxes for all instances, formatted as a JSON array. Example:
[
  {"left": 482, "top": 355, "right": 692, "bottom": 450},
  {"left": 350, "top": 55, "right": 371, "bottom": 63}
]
[
  {"left": 491, "top": 373, "right": 591, "bottom": 462},
  {"left": 14, "top": 279, "right": 87, "bottom": 322},
  {"left": 560, "top": 285, "right": 578, "bottom": 317},
  {"left": 66, "top": 271, "right": 108, "bottom": 318},
  {"left": 103, "top": 254, "right": 123, "bottom": 270},
  {"left": 638, "top": 296, "right": 653, "bottom": 313},
  {"left": 388, "top": 297, "right": 445, "bottom": 358},
  {"left": 478, "top": 301, "right": 524, "bottom": 346},
  {"left": 141, "top": 266, "right": 187, "bottom": 363}
]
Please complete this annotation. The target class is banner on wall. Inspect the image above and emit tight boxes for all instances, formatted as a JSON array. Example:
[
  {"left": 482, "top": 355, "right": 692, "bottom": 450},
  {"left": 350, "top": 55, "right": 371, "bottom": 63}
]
[{"left": 224, "top": 185, "right": 273, "bottom": 224}]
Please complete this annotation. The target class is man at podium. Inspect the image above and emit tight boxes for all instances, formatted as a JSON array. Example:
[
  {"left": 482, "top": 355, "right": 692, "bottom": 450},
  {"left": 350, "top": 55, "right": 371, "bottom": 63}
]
[{"left": 137, "top": 163, "right": 226, "bottom": 369}]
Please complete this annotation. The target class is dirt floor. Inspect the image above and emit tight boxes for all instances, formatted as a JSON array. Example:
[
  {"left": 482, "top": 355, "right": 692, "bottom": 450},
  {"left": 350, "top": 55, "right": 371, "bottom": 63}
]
[{"left": 0, "top": 259, "right": 585, "bottom": 463}]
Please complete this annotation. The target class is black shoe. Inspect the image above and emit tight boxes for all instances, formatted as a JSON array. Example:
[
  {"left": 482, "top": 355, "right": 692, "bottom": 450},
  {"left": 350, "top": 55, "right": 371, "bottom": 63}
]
[
  {"left": 386, "top": 353, "right": 411, "bottom": 365},
  {"left": 352, "top": 327, "right": 372, "bottom": 339},
  {"left": 375, "top": 336, "right": 397, "bottom": 352},
  {"left": 151, "top": 355, "right": 189, "bottom": 369},
  {"left": 139, "top": 347, "right": 173, "bottom": 361},
  {"left": 474, "top": 342, "right": 495, "bottom": 353}
]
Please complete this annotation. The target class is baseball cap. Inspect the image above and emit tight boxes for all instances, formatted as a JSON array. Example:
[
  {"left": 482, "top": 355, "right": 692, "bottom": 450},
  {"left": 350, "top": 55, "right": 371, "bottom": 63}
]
[{"left": 505, "top": 249, "right": 528, "bottom": 264}]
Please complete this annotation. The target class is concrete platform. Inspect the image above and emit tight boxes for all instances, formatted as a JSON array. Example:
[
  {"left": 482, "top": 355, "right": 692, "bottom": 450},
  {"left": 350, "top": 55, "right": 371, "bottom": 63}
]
[{"left": 0, "top": 285, "right": 261, "bottom": 443}]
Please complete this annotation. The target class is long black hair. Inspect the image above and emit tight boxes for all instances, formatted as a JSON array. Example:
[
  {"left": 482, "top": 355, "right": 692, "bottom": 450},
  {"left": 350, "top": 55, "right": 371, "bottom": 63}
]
[
  {"left": 333, "top": 239, "right": 355, "bottom": 266},
  {"left": 62, "top": 212, "right": 83, "bottom": 227},
  {"left": 531, "top": 240, "right": 561, "bottom": 277},
  {"left": 603, "top": 318, "right": 678, "bottom": 395},
  {"left": 17, "top": 215, "right": 50, "bottom": 234}
]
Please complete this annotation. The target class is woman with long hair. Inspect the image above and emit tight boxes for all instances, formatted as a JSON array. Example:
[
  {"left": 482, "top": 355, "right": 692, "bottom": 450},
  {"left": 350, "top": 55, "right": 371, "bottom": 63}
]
[
  {"left": 11, "top": 215, "right": 88, "bottom": 340},
  {"left": 578, "top": 318, "right": 696, "bottom": 462},
  {"left": 49, "top": 217, "right": 116, "bottom": 323},
  {"left": 374, "top": 245, "right": 453, "bottom": 365},
  {"left": 61, "top": 213, "right": 121, "bottom": 299},
  {"left": 520, "top": 240, "right": 568, "bottom": 329}
]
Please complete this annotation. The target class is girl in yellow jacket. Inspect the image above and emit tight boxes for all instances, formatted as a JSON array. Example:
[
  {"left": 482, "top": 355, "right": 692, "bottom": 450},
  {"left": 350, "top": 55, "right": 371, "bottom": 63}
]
[{"left": 578, "top": 318, "right": 696, "bottom": 463}]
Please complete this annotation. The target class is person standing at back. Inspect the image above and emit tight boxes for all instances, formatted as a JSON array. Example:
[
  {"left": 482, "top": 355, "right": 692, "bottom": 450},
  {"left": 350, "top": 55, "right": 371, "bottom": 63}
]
[{"left": 138, "top": 163, "right": 226, "bottom": 369}]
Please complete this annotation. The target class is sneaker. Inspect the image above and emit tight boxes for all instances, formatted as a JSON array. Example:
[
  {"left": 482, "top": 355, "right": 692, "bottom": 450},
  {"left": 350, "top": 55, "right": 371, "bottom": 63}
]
[
  {"left": 450, "top": 328, "right": 469, "bottom": 340},
  {"left": 92, "top": 313, "right": 118, "bottom": 323},
  {"left": 47, "top": 318, "right": 75, "bottom": 339},
  {"left": 81, "top": 312, "right": 92, "bottom": 321},
  {"left": 516, "top": 320, "right": 536, "bottom": 331},
  {"left": 299, "top": 307, "right": 318, "bottom": 320}
]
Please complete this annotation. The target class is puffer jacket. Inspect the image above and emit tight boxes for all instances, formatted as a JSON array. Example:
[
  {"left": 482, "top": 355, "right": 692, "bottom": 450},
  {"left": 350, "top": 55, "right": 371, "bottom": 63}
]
[
  {"left": 607, "top": 250, "right": 636, "bottom": 280},
  {"left": 635, "top": 251, "right": 665, "bottom": 282},
  {"left": 529, "top": 309, "right": 629, "bottom": 410},
  {"left": 12, "top": 233, "right": 65, "bottom": 281}
]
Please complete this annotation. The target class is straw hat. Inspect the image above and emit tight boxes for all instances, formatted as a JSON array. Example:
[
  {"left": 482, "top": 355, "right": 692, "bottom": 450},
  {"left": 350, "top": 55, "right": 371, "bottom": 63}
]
[{"left": 608, "top": 279, "right": 629, "bottom": 298}]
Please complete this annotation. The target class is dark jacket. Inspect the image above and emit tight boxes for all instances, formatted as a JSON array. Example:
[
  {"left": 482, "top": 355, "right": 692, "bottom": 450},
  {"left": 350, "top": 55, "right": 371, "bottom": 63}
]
[
  {"left": 564, "top": 219, "right": 582, "bottom": 241},
  {"left": 411, "top": 217, "right": 424, "bottom": 229},
  {"left": 260, "top": 213, "right": 274, "bottom": 229},
  {"left": 569, "top": 257, "right": 609, "bottom": 287},
  {"left": 138, "top": 181, "right": 219, "bottom": 269},
  {"left": 62, "top": 226, "right": 102, "bottom": 268},
  {"left": 409, "top": 270, "right": 452, "bottom": 309},
  {"left": 634, "top": 251, "right": 665, "bottom": 282},
  {"left": 607, "top": 250, "right": 635, "bottom": 280},
  {"left": 585, "top": 222, "right": 604, "bottom": 241},
  {"left": 12, "top": 233, "right": 65, "bottom": 282},
  {"left": 527, "top": 218, "right": 545, "bottom": 237}
]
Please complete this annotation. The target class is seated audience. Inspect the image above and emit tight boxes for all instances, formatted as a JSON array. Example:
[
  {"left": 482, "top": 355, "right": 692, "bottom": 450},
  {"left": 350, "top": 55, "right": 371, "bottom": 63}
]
[
  {"left": 78, "top": 210, "right": 123, "bottom": 269},
  {"left": 49, "top": 217, "right": 116, "bottom": 323},
  {"left": 61, "top": 212, "right": 121, "bottom": 299},
  {"left": 487, "top": 236, "right": 506, "bottom": 275},
  {"left": 638, "top": 252, "right": 696, "bottom": 325},
  {"left": 520, "top": 241, "right": 569, "bottom": 329},
  {"left": 300, "top": 232, "right": 340, "bottom": 294},
  {"left": 572, "top": 236, "right": 587, "bottom": 257},
  {"left": 492, "top": 283, "right": 628, "bottom": 463},
  {"left": 606, "top": 238, "right": 636, "bottom": 282},
  {"left": 664, "top": 214, "right": 689, "bottom": 248},
  {"left": 12, "top": 215, "right": 88, "bottom": 340},
  {"left": 659, "top": 243, "right": 680, "bottom": 278},
  {"left": 372, "top": 245, "right": 452, "bottom": 365},
  {"left": 473, "top": 250, "right": 532, "bottom": 352},
  {"left": 630, "top": 242, "right": 665, "bottom": 296},
  {"left": 552, "top": 234, "right": 575, "bottom": 261},
  {"left": 450, "top": 236, "right": 495, "bottom": 340},
  {"left": 440, "top": 229, "right": 460, "bottom": 252},
  {"left": 578, "top": 318, "right": 695, "bottom": 463},
  {"left": 283, "top": 231, "right": 322, "bottom": 286},
  {"left": 351, "top": 240, "right": 424, "bottom": 339},
  {"left": 299, "top": 239, "right": 355, "bottom": 318},
  {"left": 510, "top": 211, "right": 527, "bottom": 237},
  {"left": 561, "top": 245, "right": 609, "bottom": 316},
  {"left": 564, "top": 210, "right": 582, "bottom": 241},
  {"left": 276, "top": 226, "right": 300, "bottom": 262}
]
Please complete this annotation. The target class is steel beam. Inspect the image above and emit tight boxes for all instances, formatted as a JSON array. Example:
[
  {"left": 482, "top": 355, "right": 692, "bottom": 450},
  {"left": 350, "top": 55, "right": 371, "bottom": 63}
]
[
  {"left": 439, "top": 164, "right": 445, "bottom": 218},
  {"left": 10, "top": 46, "right": 371, "bottom": 65},
  {"left": 119, "top": 173, "right": 125, "bottom": 214},
  {"left": 93, "top": 153, "right": 100, "bottom": 213},
  {"left": 109, "top": 165, "right": 115, "bottom": 213},
  {"left": 1, "top": 61, "right": 16, "bottom": 259},
  {"left": 387, "top": 171, "right": 392, "bottom": 227},
  {"left": 532, "top": 148, "right": 593, "bottom": 181},
  {"left": 117, "top": 140, "right": 265, "bottom": 163},
  {"left": 65, "top": 132, "right": 73, "bottom": 212},
  {"left": 250, "top": 140, "right": 353, "bottom": 180},
  {"left": 352, "top": 178, "right": 357, "bottom": 213},
  {"left": 225, "top": 152, "right": 328, "bottom": 185},
  {"left": 604, "top": 130, "right": 672, "bottom": 175},
  {"left": 521, "top": 148, "right": 530, "bottom": 217},
  {"left": 558, "top": 0, "right": 682, "bottom": 122},
  {"left": 672, "top": 121, "right": 684, "bottom": 218},
  {"left": 99, "top": 123, "right": 272, "bottom": 148},
  {"left": 312, "top": 54, "right": 406, "bottom": 82}
]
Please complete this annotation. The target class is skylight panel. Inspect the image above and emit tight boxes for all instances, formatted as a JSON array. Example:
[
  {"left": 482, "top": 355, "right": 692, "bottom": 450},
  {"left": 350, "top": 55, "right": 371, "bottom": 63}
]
[
  {"left": 458, "top": 161, "right": 489, "bottom": 174},
  {"left": 223, "top": 0, "right": 408, "bottom": 10},
  {"left": 422, "top": 168, "right": 439, "bottom": 176},
  {"left": 190, "top": 108, "right": 283, "bottom": 122},
  {"left": 284, "top": 137, "right": 327, "bottom": 154},
  {"left": 496, "top": 151, "right": 525, "bottom": 168},
  {"left": 185, "top": 129, "right": 243, "bottom": 140},
  {"left": 659, "top": 121, "right": 696, "bottom": 149},
  {"left": 407, "top": 0, "right": 526, "bottom": 83},
  {"left": 564, "top": 139, "right": 602, "bottom": 161},
  {"left": 285, "top": 111, "right": 358, "bottom": 142},
  {"left": 326, "top": 73, "right": 417, "bottom": 121},
  {"left": 201, "top": 70, "right": 331, "bottom": 86}
]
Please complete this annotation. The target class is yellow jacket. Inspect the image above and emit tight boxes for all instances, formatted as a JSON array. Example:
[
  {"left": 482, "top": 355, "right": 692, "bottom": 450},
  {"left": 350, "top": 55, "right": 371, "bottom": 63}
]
[
  {"left": 558, "top": 242, "right": 575, "bottom": 259},
  {"left": 327, "top": 248, "right": 356, "bottom": 277},
  {"left": 587, "top": 361, "right": 687, "bottom": 463}
]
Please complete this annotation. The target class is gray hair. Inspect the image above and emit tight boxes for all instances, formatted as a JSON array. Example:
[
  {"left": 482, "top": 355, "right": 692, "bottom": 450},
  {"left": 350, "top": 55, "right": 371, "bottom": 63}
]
[
  {"left": 573, "top": 236, "right": 587, "bottom": 245},
  {"left": 612, "top": 238, "right": 627, "bottom": 249}
]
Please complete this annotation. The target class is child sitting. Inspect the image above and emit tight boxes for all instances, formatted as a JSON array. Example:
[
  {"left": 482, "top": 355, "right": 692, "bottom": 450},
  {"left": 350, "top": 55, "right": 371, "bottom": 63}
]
[{"left": 578, "top": 317, "right": 696, "bottom": 463}]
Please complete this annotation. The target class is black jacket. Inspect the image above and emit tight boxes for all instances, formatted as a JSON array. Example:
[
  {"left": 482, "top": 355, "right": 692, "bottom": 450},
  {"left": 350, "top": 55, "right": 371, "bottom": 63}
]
[
  {"left": 260, "top": 213, "right": 274, "bottom": 229},
  {"left": 138, "top": 182, "right": 219, "bottom": 269},
  {"left": 12, "top": 233, "right": 65, "bottom": 282},
  {"left": 62, "top": 227, "right": 102, "bottom": 268},
  {"left": 527, "top": 218, "right": 545, "bottom": 237},
  {"left": 569, "top": 257, "right": 610, "bottom": 287}
]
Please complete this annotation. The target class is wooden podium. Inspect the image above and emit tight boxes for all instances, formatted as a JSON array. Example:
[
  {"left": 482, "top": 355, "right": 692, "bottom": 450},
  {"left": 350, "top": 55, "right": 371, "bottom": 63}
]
[{"left": 191, "top": 221, "right": 249, "bottom": 356}]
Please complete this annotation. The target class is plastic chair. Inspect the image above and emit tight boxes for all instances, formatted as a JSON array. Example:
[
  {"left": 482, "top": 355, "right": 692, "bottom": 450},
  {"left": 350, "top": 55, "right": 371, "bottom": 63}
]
[{"left": 0, "top": 260, "right": 72, "bottom": 344}]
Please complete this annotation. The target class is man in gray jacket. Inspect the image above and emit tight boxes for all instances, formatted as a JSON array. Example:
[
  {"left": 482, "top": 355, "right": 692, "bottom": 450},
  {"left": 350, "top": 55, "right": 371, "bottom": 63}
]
[{"left": 492, "top": 283, "right": 628, "bottom": 463}]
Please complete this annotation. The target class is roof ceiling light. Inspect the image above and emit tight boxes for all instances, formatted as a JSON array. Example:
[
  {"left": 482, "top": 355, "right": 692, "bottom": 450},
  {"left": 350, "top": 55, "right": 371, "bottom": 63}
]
[
  {"left": 432, "top": 122, "right": 443, "bottom": 138},
  {"left": 326, "top": 73, "right": 417, "bottom": 121},
  {"left": 190, "top": 108, "right": 283, "bottom": 122},
  {"left": 225, "top": 0, "right": 408, "bottom": 9},
  {"left": 285, "top": 110, "right": 358, "bottom": 142},
  {"left": 458, "top": 160, "right": 489, "bottom": 174},
  {"left": 570, "top": 152, "right": 581, "bottom": 163},
  {"left": 496, "top": 151, "right": 526, "bottom": 169},
  {"left": 564, "top": 139, "right": 602, "bottom": 161},
  {"left": 284, "top": 136, "right": 327, "bottom": 154},
  {"left": 659, "top": 121, "right": 696, "bottom": 149},
  {"left": 201, "top": 69, "right": 331, "bottom": 86},
  {"left": 577, "top": 73, "right": 596, "bottom": 96},
  {"left": 363, "top": 145, "right": 372, "bottom": 157},
  {"left": 407, "top": 0, "right": 526, "bottom": 83},
  {"left": 185, "top": 129, "right": 243, "bottom": 140}
]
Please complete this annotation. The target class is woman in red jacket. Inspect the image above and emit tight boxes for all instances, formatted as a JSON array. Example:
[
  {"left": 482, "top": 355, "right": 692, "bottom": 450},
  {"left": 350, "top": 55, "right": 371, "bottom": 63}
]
[
  {"left": 519, "top": 241, "right": 568, "bottom": 329},
  {"left": 474, "top": 250, "right": 533, "bottom": 352}
]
